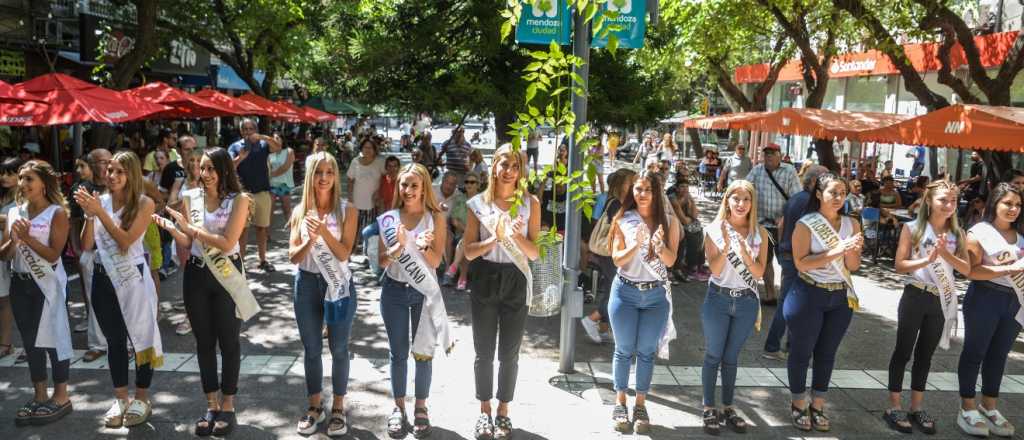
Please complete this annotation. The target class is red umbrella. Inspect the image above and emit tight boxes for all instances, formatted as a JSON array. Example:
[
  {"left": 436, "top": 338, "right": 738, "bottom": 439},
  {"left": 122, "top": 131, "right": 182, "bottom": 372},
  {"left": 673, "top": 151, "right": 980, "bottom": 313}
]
[
  {"left": 193, "top": 89, "right": 269, "bottom": 116},
  {"left": 0, "top": 80, "right": 45, "bottom": 104},
  {"left": 301, "top": 106, "right": 336, "bottom": 123},
  {"left": 0, "top": 80, "right": 50, "bottom": 126},
  {"left": 238, "top": 93, "right": 301, "bottom": 122},
  {"left": 276, "top": 100, "right": 318, "bottom": 124},
  {"left": 127, "top": 82, "right": 247, "bottom": 119},
  {"left": 9, "top": 73, "right": 169, "bottom": 126}
]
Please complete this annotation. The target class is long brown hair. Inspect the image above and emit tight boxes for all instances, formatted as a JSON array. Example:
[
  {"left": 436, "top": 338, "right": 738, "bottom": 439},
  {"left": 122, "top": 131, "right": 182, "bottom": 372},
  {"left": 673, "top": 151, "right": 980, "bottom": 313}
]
[
  {"left": 16, "top": 160, "right": 68, "bottom": 214},
  {"left": 607, "top": 170, "right": 669, "bottom": 252},
  {"left": 111, "top": 151, "right": 146, "bottom": 231}
]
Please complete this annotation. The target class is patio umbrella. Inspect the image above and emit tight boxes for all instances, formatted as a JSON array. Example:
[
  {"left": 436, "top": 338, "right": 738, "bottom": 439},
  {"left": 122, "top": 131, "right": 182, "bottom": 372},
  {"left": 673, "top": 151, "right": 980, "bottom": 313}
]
[
  {"left": 302, "top": 106, "right": 336, "bottom": 123},
  {"left": 238, "top": 93, "right": 301, "bottom": 121},
  {"left": 276, "top": 100, "right": 318, "bottom": 124},
  {"left": 0, "top": 80, "right": 45, "bottom": 104},
  {"left": 193, "top": 89, "right": 269, "bottom": 116},
  {"left": 0, "top": 80, "right": 49, "bottom": 125},
  {"left": 127, "top": 82, "right": 247, "bottom": 119},
  {"left": 9, "top": 73, "right": 169, "bottom": 126}
]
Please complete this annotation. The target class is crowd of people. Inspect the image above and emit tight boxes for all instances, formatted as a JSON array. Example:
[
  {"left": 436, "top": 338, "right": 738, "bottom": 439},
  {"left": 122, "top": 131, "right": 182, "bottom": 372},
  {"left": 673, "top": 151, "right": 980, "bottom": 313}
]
[{"left": 0, "top": 121, "right": 1021, "bottom": 440}]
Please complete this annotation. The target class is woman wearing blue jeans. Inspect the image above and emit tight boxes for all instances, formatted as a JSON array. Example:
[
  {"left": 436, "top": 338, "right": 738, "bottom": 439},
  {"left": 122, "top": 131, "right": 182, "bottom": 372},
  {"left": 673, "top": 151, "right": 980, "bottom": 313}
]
[
  {"left": 607, "top": 171, "right": 679, "bottom": 434},
  {"left": 786, "top": 173, "right": 862, "bottom": 433},
  {"left": 288, "top": 152, "right": 358, "bottom": 437},
  {"left": 700, "top": 180, "right": 767, "bottom": 434}
]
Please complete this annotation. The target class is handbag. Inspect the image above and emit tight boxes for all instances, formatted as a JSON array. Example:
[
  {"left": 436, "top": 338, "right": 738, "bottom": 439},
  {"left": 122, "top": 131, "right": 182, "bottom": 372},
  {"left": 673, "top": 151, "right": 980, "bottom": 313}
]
[{"left": 588, "top": 214, "right": 613, "bottom": 257}]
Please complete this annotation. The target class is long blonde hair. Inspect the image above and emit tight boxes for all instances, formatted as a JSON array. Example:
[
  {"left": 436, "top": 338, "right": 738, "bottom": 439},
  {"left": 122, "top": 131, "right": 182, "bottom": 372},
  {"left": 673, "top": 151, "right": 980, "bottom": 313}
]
[
  {"left": 715, "top": 179, "right": 759, "bottom": 226},
  {"left": 910, "top": 179, "right": 965, "bottom": 254},
  {"left": 16, "top": 160, "right": 69, "bottom": 214},
  {"left": 483, "top": 143, "right": 526, "bottom": 204},
  {"left": 111, "top": 151, "right": 146, "bottom": 231},
  {"left": 393, "top": 163, "right": 442, "bottom": 213},
  {"left": 290, "top": 152, "right": 342, "bottom": 229}
]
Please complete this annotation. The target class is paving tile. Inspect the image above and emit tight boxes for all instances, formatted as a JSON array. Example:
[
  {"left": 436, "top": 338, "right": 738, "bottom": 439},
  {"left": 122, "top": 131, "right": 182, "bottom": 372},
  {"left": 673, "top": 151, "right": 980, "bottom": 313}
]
[
  {"left": 0, "top": 349, "right": 19, "bottom": 368},
  {"left": 926, "top": 372, "right": 960, "bottom": 392},
  {"left": 669, "top": 366, "right": 702, "bottom": 386},
  {"left": 71, "top": 350, "right": 110, "bottom": 370},
  {"left": 155, "top": 353, "right": 193, "bottom": 372},
  {"left": 829, "top": 369, "right": 884, "bottom": 389},
  {"left": 1008, "top": 375, "right": 1024, "bottom": 386},
  {"left": 259, "top": 355, "right": 297, "bottom": 376},
  {"left": 649, "top": 373, "right": 678, "bottom": 386}
]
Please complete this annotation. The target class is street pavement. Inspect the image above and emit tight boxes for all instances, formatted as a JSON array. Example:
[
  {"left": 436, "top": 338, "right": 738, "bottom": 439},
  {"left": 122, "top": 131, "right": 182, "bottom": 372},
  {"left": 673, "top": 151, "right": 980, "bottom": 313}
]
[{"left": 2, "top": 161, "right": 1024, "bottom": 439}]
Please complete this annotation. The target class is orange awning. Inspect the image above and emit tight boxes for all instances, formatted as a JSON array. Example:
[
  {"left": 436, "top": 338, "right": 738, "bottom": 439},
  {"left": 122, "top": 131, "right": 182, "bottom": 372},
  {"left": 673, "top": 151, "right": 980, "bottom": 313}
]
[
  {"left": 856, "top": 104, "right": 1024, "bottom": 152},
  {"left": 683, "top": 112, "right": 770, "bottom": 130},
  {"left": 732, "top": 107, "right": 913, "bottom": 141}
]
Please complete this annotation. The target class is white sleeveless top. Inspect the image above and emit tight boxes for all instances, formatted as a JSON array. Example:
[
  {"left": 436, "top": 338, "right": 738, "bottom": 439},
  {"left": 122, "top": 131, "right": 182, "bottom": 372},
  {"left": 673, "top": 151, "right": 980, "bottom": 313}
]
[
  {"left": 616, "top": 210, "right": 664, "bottom": 282},
  {"left": 190, "top": 193, "right": 241, "bottom": 257},
  {"left": 99, "top": 195, "right": 146, "bottom": 265},
  {"left": 0, "top": 200, "right": 15, "bottom": 292},
  {"left": 907, "top": 222, "right": 959, "bottom": 288},
  {"left": 970, "top": 222, "right": 1024, "bottom": 288},
  {"left": 801, "top": 214, "right": 855, "bottom": 284},
  {"left": 9, "top": 204, "right": 66, "bottom": 277},
  {"left": 706, "top": 220, "right": 762, "bottom": 290},
  {"left": 297, "top": 202, "right": 347, "bottom": 273},
  {"left": 469, "top": 193, "right": 532, "bottom": 264},
  {"left": 384, "top": 211, "right": 435, "bottom": 281},
  {"left": 269, "top": 149, "right": 294, "bottom": 188}
]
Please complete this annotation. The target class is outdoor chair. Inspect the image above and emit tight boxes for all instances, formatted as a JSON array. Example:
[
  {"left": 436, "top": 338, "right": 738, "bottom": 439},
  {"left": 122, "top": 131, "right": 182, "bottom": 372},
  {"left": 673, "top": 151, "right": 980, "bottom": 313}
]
[{"left": 861, "top": 207, "right": 882, "bottom": 263}]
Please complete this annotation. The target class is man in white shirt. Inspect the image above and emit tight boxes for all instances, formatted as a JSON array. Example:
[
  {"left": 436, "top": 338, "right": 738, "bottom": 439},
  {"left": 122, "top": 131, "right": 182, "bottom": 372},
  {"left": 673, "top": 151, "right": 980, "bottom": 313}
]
[{"left": 717, "top": 143, "right": 753, "bottom": 192}]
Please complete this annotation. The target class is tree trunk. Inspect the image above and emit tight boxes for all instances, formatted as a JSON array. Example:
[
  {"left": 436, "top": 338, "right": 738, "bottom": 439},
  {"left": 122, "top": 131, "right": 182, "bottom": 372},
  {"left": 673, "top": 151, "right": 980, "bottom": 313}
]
[
  {"left": 687, "top": 128, "right": 704, "bottom": 159},
  {"left": 494, "top": 109, "right": 515, "bottom": 145},
  {"left": 814, "top": 138, "right": 839, "bottom": 172}
]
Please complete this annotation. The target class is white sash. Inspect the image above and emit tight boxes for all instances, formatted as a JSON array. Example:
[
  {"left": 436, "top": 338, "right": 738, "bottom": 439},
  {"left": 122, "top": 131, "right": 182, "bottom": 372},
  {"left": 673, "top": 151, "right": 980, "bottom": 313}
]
[
  {"left": 378, "top": 209, "right": 454, "bottom": 360},
  {"left": 804, "top": 213, "right": 860, "bottom": 310},
  {"left": 706, "top": 219, "right": 763, "bottom": 330},
  {"left": 970, "top": 222, "right": 1024, "bottom": 328},
  {"left": 93, "top": 195, "right": 164, "bottom": 367},
  {"left": 912, "top": 223, "right": 959, "bottom": 350},
  {"left": 300, "top": 205, "right": 352, "bottom": 303},
  {"left": 186, "top": 189, "right": 261, "bottom": 321},
  {"left": 619, "top": 210, "right": 677, "bottom": 359},
  {"left": 465, "top": 197, "right": 536, "bottom": 314},
  {"left": 10, "top": 205, "right": 72, "bottom": 361}
]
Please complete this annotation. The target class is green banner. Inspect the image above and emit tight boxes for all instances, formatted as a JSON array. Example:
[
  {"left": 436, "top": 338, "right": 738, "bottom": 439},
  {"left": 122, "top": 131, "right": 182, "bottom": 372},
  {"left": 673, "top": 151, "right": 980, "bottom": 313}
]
[
  {"left": 592, "top": 0, "right": 646, "bottom": 49},
  {"left": 515, "top": 0, "right": 571, "bottom": 46}
]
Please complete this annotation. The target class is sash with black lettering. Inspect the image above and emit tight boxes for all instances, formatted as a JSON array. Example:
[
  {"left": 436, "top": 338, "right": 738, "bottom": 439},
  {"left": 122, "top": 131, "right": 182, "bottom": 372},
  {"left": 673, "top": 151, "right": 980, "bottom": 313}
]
[
  {"left": 9, "top": 204, "right": 72, "bottom": 361},
  {"left": 378, "top": 209, "right": 454, "bottom": 360},
  {"left": 706, "top": 219, "right": 763, "bottom": 330},
  {"left": 618, "top": 210, "right": 677, "bottom": 359},
  {"left": 94, "top": 195, "right": 164, "bottom": 367},
  {"left": 186, "top": 189, "right": 261, "bottom": 321},
  {"left": 969, "top": 222, "right": 1024, "bottom": 328},
  {"left": 803, "top": 212, "right": 860, "bottom": 310},
  {"left": 300, "top": 203, "right": 352, "bottom": 323},
  {"left": 913, "top": 223, "right": 959, "bottom": 350},
  {"left": 465, "top": 197, "right": 538, "bottom": 315}
]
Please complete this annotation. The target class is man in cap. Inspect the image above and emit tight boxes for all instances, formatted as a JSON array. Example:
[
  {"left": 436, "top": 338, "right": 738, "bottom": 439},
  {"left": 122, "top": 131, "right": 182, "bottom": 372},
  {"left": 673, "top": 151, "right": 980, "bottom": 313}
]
[{"left": 745, "top": 143, "right": 801, "bottom": 305}]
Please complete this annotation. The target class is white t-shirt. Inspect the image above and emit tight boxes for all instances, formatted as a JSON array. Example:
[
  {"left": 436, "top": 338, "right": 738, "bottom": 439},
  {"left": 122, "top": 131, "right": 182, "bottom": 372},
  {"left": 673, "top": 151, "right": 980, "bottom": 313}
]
[
  {"left": 433, "top": 184, "right": 458, "bottom": 213},
  {"left": 346, "top": 157, "right": 386, "bottom": 211}
]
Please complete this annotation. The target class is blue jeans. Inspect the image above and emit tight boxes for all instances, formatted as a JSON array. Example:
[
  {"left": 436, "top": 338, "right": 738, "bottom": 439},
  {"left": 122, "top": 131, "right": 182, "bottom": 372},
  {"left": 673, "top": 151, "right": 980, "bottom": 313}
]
[
  {"left": 380, "top": 275, "right": 432, "bottom": 400},
  {"left": 958, "top": 281, "right": 1023, "bottom": 398},
  {"left": 294, "top": 270, "right": 357, "bottom": 396},
  {"left": 783, "top": 278, "right": 853, "bottom": 399},
  {"left": 764, "top": 254, "right": 796, "bottom": 353},
  {"left": 608, "top": 277, "right": 670, "bottom": 394},
  {"left": 701, "top": 285, "right": 759, "bottom": 407}
]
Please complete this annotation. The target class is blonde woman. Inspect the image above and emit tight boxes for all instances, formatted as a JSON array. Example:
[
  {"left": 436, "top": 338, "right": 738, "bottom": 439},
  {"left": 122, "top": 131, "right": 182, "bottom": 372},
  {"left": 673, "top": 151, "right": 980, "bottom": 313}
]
[
  {"left": 76, "top": 151, "right": 162, "bottom": 428},
  {"left": 464, "top": 144, "right": 540, "bottom": 440},
  {"left": 167, "top": 148, "right": 203, "bottom": 336},
  {"left": 700, "top": 180, "right": 768, "bottom": 434},
  {"left": 288, "top": 152, "right": 359, "bottom": 437},
  {"left": 0, "top": 158, "right": 23, "bottom": 361},
  {"left": 377, "top": 163, "right": 450, "bottom": 439}
]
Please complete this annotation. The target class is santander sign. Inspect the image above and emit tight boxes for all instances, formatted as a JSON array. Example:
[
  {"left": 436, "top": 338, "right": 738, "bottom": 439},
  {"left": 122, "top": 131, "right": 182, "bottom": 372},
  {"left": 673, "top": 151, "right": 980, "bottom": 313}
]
[{"left": 829, "top": 59, "right": 877, "bottom": 75}]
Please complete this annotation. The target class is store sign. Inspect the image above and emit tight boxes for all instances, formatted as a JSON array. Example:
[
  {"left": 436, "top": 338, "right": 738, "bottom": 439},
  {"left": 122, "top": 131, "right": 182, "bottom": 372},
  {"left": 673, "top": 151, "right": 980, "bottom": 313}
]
[
  {"left": 515, "top": 0, "right": 571, "bottom": 46},
  {"left": 944, "top": 120, "right": 966, "bottom": 134},
  {"left": 101, "top": 31, "right": 136, "bottom": 60},
  {"left": 592, "top": 0, "right": 646, "bottom": 49},
  {"left": 0, "top": 50, "right": 26, "bottom": 78},
  {"left": 830, "top": 59, "right": 877, "bottom": 75},
  {"left": 150, "top": 39, "right": 211, "bottom": 76}
]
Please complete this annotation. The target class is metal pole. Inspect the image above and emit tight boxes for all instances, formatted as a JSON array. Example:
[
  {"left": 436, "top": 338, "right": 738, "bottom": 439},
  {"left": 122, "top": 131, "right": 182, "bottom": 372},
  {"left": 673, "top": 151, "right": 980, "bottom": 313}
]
[{"left": 558, "top": 7, "right": 590, "bottom": 374}]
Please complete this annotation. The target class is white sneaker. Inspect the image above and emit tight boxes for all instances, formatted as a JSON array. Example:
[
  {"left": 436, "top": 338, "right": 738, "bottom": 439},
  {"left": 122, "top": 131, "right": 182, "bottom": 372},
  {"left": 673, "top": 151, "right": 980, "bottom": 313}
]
[
  {"left": 958, "top": 408, "right": 990, "bottom": 437},
  {"left": 979, "top": 405, "right": 1015, "bottom": 437},
  {"left": 580, "top": 318, "right": 602, "bottom": 343},
  {"left": 326, "top": 411, "right": 348, "bottom": 437},
  {"left": 103, "top": 399, "right": 128, "bottom": 428},
  {"left": 296, "top": 407, "right": 326, "bottom": 435}
]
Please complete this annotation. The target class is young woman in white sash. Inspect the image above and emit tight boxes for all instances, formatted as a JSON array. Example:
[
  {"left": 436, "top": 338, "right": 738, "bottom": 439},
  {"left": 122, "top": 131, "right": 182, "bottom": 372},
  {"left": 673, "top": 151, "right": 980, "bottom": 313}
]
[
  {"left": 287, "top": 152, "right": 359, "bottom": 437},
  {"left": 606, "top": 170, "right": 679, "bottom": 434},
  {"left": 786, "top": 173, "right": 862, "bottom": 432},
  {"left": 377, "top": 163, "right": 448, "bottom": 439},
  {"left": 883, "top": 180, "right": 968, "bottom": 435},
  {"left": 75, "top": 151, "right": 162, "bottom": 428},
  {"left": 153, "top": 147, "right": 251, "bottom": 437},
  {"left": 0, "top": 160, "right": 73, "bottom": 425},
  {"left": 700, "top": 179, "right": 767, "bottom": 435},
  {"left": 463, "top": 144, "right": 540, "bottom": 440},
  {"left": 167, "top": 148, "right": 202, "bottom": 337},
  {"left": 957, "top": 183, "right": 1024, "bottom": 437},
  {"left": 0, "top": 157, "right": 22, "bottom": 361}
]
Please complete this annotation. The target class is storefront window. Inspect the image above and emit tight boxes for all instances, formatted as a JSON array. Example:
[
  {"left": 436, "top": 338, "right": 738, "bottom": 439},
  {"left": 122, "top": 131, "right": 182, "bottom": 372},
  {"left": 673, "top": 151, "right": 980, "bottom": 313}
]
[
  {"left": 896, "top": 72, "right": 956, "bottom": 114},
  {"left": 845, "top": 75, "right": 887, "bottom": 112}
]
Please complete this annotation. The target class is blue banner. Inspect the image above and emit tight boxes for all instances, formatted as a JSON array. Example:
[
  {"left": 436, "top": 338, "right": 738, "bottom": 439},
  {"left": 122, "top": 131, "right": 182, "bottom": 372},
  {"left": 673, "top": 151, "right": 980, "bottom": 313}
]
[
  {"left": 515, "top": 0, "right": 571, "bottom": 46},
  {"left": 592, "top": 0, "right": 646, "bottom": 49}
]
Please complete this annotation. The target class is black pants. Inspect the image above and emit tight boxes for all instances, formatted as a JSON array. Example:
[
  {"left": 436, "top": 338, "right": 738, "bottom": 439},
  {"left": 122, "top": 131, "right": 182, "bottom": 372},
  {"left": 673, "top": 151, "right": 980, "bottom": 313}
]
[
  {"left": 183, "top": 258, "right": 243, "bottom": 395},
  {"left": 468, "top": 259, "right": 528, "bottom": 402},
  {"left": 682, "top": 225, "right": 705, "bottom": 267},
  {"left": 91, "top": 264, "right": 154, "bottom": 389},
  {"left": 10, "top": 277, "right": 70, "bottom": 384},
  {"left": 592, "top": 255, "right": 614, "bottom": 323},
  {"left": 887, "top": 284, "right": 944, "bottom": 393}
]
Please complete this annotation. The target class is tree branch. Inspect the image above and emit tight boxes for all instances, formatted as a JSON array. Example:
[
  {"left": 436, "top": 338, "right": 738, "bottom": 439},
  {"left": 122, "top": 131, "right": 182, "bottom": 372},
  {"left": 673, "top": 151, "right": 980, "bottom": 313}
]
[{"left": 936, "top": 24, "right": 981, "bottom": 104}]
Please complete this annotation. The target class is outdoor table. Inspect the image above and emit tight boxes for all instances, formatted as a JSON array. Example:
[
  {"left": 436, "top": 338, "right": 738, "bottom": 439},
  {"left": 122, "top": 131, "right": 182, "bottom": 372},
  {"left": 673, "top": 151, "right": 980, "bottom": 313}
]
[{"left": 889, "top": 208, "right": 914, "bottom": 222}]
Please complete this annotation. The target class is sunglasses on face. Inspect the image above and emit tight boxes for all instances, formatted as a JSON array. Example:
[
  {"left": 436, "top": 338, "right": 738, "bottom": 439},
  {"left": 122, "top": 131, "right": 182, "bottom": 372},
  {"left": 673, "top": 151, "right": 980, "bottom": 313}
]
[{"left": 465, "top": 180, "right": 478, "bottom": 185}]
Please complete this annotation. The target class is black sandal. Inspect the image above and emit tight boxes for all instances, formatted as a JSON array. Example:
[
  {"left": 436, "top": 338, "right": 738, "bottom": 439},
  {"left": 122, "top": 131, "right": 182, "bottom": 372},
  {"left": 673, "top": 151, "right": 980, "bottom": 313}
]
[
  {"left": 413, "top": 406, "right": 432, "bottom": 438},
  {"left": 722, "top": 407, "right": 747, "bottom": 433},
  {"left": 212, "top": 410, "right": 236, "bottom": 436},
  {"left": 808, "top": 405, "right": 830, "bottom": 432},
  {"left": 387, "top": 407, "right": 408, "bottom": 439},
  {"left": 474, "top": 413, "right": 494, "bottom": 440},
  {"left": 909, "top": 410, "right": 937, "bottom": 435},
  {"left": 195, "top": 409, "right": 219, "bottom": 436},
  {"left": 612, "top": 404, "right": 630, "bottom": 433},
  {"left": 791, "top": 405, "right": 811, "bottom": 432},
  {"left": 31, "top": 399, "right": 72, "bottom": 426},
  {"left": 494, "top": 415, "right": 513, "bottom": 439},
  {"left": 703, "top": 408, "right": 721, "bottom": 435},
  {"left": 883, "top": 409, "right": 912, "bottom": 434},
  {"left": 14, "top": 400, "right": 42, "bottom": 426}
]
